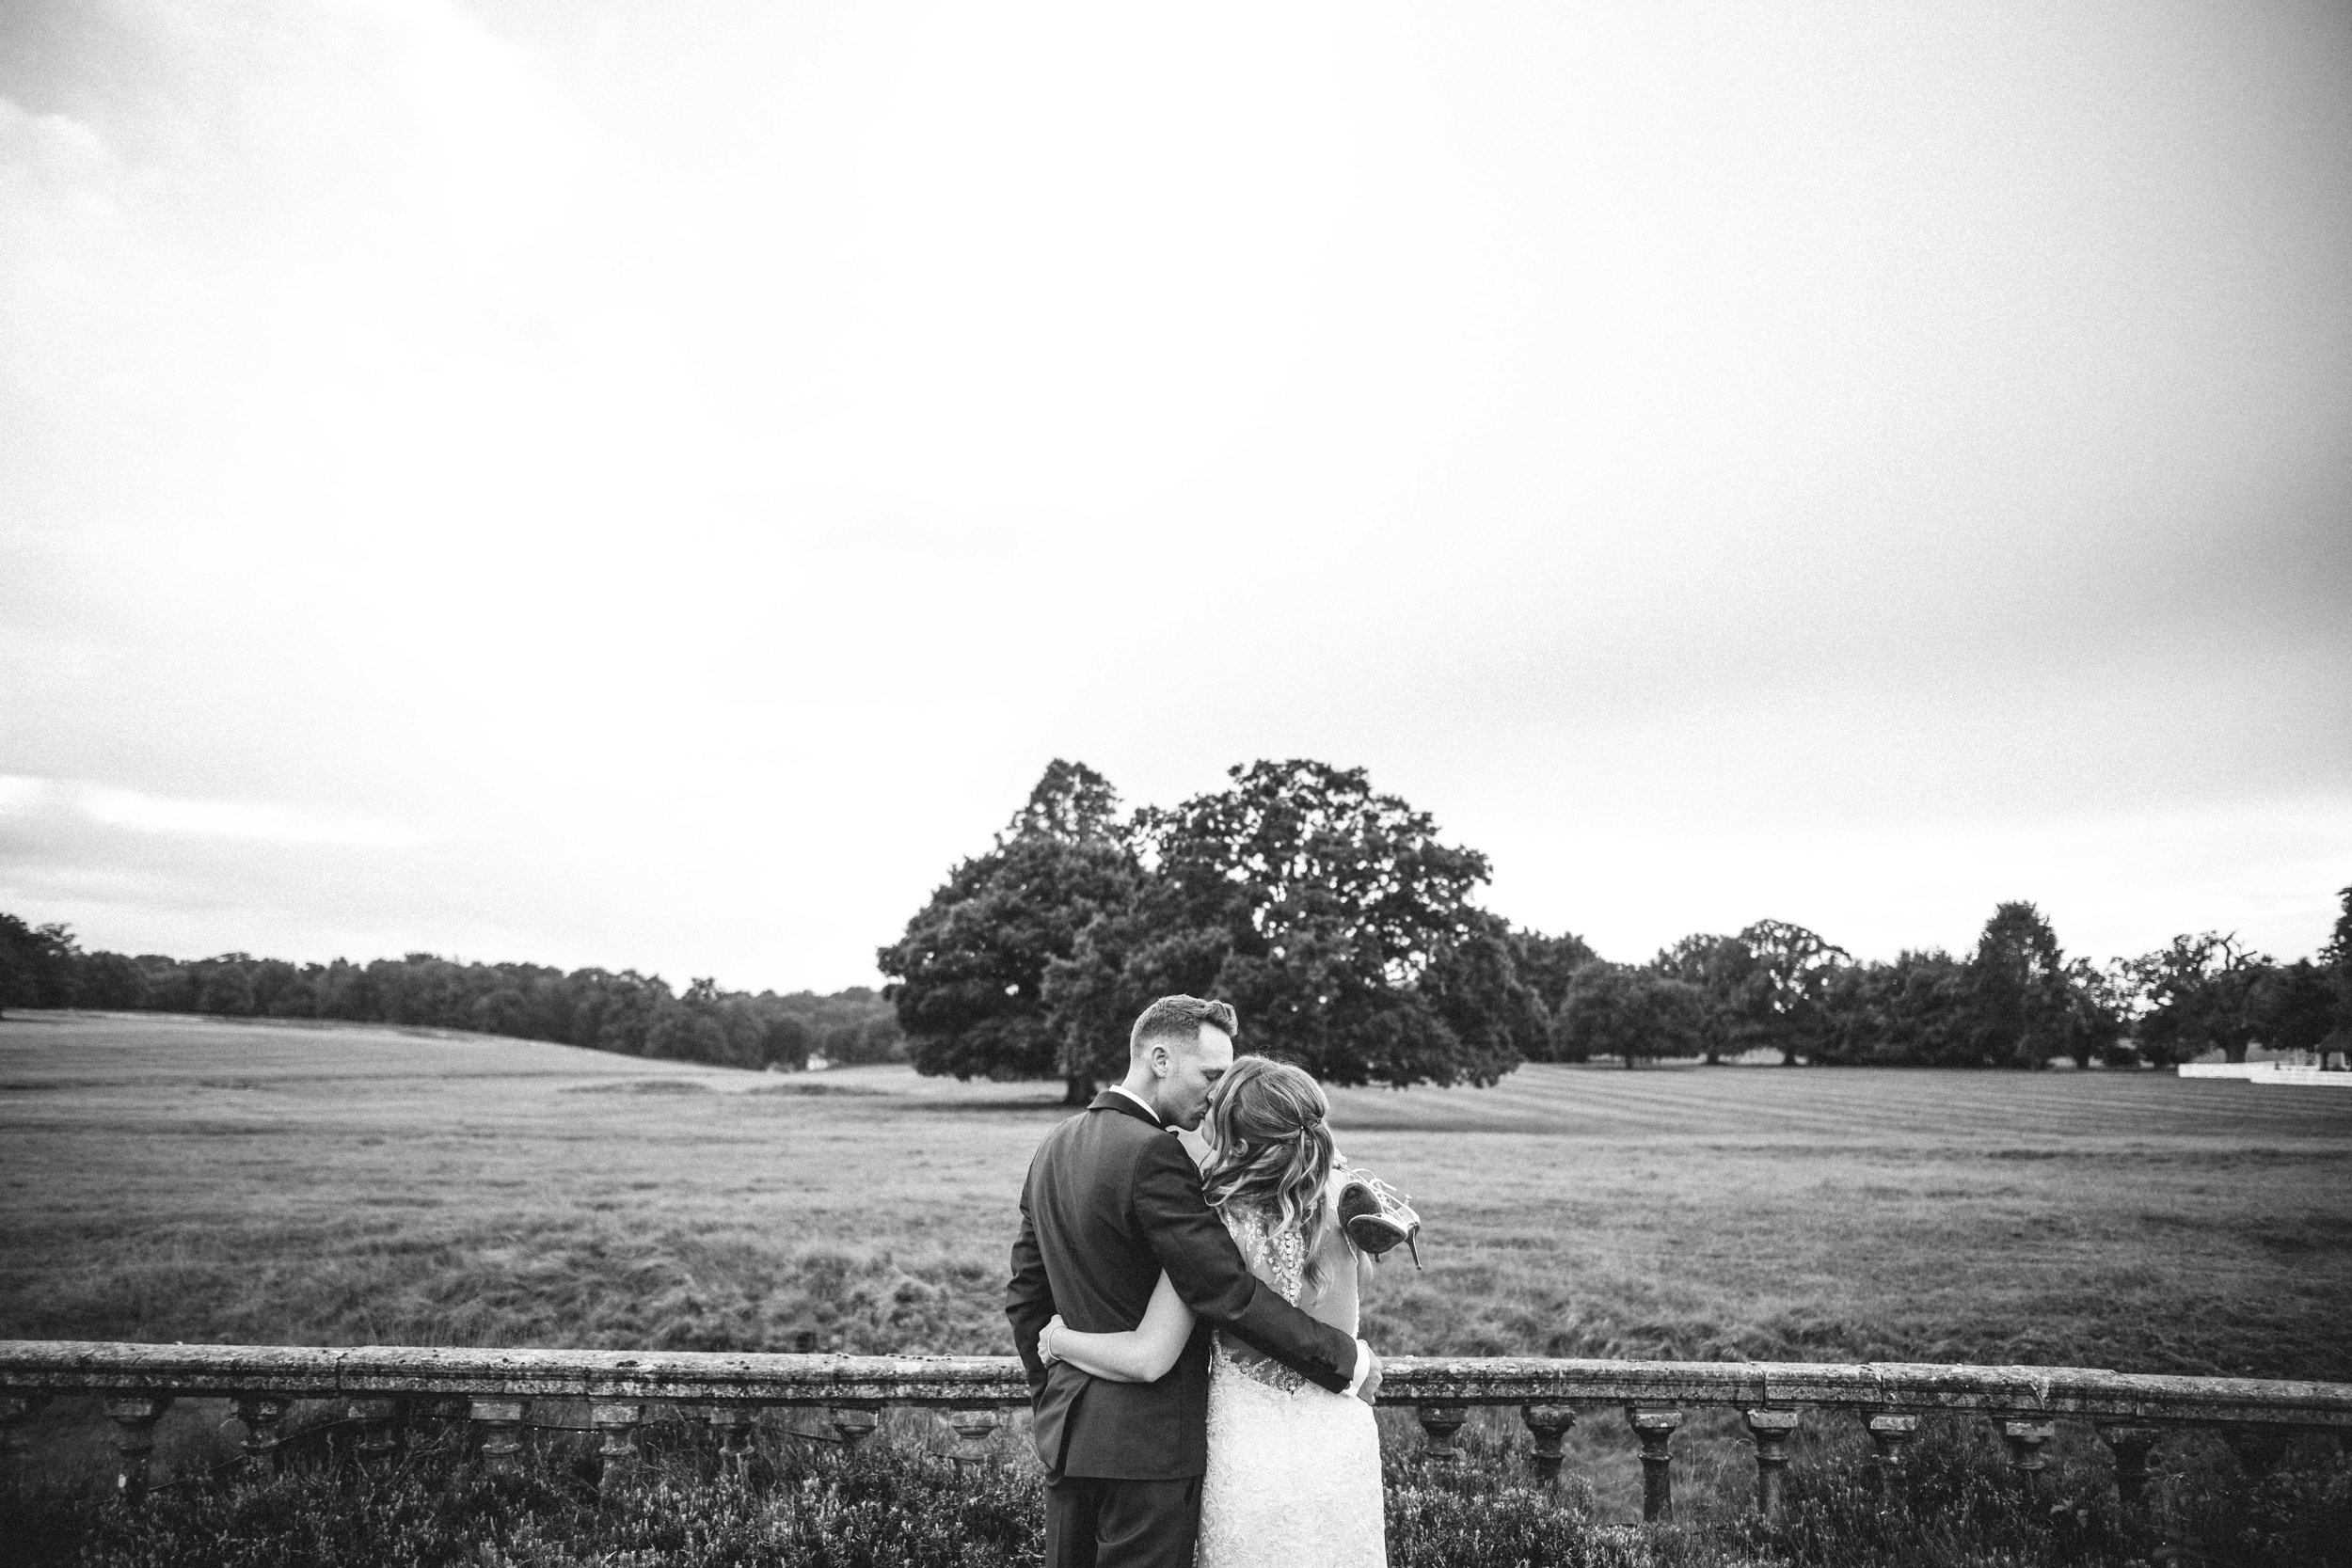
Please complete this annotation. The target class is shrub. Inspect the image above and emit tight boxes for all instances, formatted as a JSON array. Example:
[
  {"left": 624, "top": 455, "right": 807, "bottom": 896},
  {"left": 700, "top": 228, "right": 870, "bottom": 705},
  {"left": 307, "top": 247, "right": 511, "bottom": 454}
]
[{"left": 7, "top": 1408, "right": 2346, "bottom": 1568}]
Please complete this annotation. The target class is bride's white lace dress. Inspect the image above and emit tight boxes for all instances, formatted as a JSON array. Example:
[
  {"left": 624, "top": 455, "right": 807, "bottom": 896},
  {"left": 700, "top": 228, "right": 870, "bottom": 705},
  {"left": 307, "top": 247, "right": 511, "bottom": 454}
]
[{"left": 1198, "top": 1204, "right": 1387, "bottom": 1568}]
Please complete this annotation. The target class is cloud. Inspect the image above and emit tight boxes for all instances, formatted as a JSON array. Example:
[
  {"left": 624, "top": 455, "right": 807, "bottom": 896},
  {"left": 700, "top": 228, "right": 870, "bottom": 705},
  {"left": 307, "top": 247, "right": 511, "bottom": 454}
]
[
  {"left": 1, "top": 0, "right": 2346, "bottom": 987},
  {"left": 0, "top": 776, "right": 426, "bottom": 847},
  {"left": 80, "top": 788, "right": 427, "bottom": 848}
]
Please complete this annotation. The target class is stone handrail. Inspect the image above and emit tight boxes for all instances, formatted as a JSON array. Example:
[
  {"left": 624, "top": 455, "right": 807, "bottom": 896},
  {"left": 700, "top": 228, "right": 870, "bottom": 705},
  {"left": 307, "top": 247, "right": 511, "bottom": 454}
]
[{"left": 5, "top": 1340, "right": 2347, "bottom": 1525}]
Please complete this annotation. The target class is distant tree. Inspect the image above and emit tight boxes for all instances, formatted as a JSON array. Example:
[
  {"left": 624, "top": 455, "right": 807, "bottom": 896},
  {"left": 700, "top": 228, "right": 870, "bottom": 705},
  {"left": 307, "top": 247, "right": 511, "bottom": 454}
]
[
  {"left": 197, "top": 958, "right": 257, "bottom": 1016},
  {"left": 1736, "top": 919, "right": 1850, "bottom": 1065},
  {"left": 1653, "top": 933, "right": 1757, "bottom": 1064},
  {"left": 3, "top": 911, "right": 873, "bottom": 1075},
  {"left": 1421, "top": 911, "right": 1551, "bottom": 1073},
  {"left": 0, "top": 914, "right": 81, "bottom": 1013},
  {"left": 853, "top": 1011, "right": 906, "bottom": 1064},
  {"left": 251, "top": 958, "right": 306, "bottom": 1018},
  {"left": 2251, "top": 959, "right": 2337, "bottom": 1059},
  {"left": 137, "top": 957, "right": 199, "bottom": 1014},
  {"left": 1965, "top": 901, "right": 2079, "bottom": 1069},
  {"left": 0, "top": 927, "right": 28, "bottom": 1016},
  {"left": 2058, "top": 957, "right": 2128, "bottom": 1068},
  {"left": 1551, "top": 961, "right": 1707, "bottom": 1069},
  {"left": 73, "top": 951, "right": 150, "bottom": 1011},
  {"left": 791, "top": 988, "right": 906, "bottom": 1066},
  {"left": 647, "top": 1004, "right": 728, "bottom": 1064},
  {"left": 748, "top": 987, "right": 898, "bottom": 1067},
  {"left": 2322, "top": 887, "right": 2352, "bottom": 1056},
  {"left": 1815, "top": 959, "right": 1881, "bottom": 1065},
  {"left": 564, "top": 968, "right": 673, "bottom": 1055},
  {"left": 382, "top": 954, "right": 469, "bottom": 1029},
  {"left": 470, "top": 987, "right": 532, "bottom": 1039},
  {"left": 758, "top": 1011, "right": 814, "bottom": 1069},
  {"left": 879, "top": 761, "right": 1146, "bottom": 1103},
  {"left": 1821, "top": 949, "right": 1979, "bottom": 1066},
  {"left": 1509, "top": 927, "right": 1599, "bottom": 1026},
  {"left": 2124, "top": 933, "right": 2270, "bottom": 1066}
]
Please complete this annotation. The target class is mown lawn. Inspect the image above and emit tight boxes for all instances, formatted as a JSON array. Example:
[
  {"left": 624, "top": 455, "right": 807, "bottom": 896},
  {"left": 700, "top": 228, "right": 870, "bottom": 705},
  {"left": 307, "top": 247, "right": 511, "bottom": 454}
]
[{"left": 3, "top": 1009, "right": 2347, "bottom": 1529}]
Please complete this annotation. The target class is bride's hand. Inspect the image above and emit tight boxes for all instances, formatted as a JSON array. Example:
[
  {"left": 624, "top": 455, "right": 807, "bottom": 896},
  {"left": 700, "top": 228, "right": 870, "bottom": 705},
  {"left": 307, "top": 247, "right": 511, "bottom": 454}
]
[{"left": 1040, "top": 1314, "right": 1067, "bottom": 1366}]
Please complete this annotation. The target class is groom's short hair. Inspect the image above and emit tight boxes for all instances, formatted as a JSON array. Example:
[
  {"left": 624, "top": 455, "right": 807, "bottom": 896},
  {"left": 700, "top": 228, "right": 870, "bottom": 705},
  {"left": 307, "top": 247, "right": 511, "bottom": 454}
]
[{"left": 1130, "top": 995, "right": 1238, "bottom": 1057}]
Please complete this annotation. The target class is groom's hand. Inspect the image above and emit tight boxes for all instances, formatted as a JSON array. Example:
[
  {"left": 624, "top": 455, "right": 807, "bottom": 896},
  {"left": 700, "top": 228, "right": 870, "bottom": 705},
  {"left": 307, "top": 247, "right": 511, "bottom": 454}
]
[{"left": 1356, "top": 1348, "right": 1383, "bottom": 1405}]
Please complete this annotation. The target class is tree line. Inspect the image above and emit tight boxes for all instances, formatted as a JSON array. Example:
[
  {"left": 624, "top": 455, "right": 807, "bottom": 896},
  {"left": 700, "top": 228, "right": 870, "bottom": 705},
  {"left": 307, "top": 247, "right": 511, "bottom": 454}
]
[
  {"left": 1558, "top": 907, "right": 2344, "bottom": 1071},
  {"left": 7, "top": 759, "right": 2343, "bottom": 1092},
  {"left": 0, "top": 918, "right": 903, "bottom": 1072},
  {"left": 881, "top": 759, "right": 2352, "bottom": 1094}
]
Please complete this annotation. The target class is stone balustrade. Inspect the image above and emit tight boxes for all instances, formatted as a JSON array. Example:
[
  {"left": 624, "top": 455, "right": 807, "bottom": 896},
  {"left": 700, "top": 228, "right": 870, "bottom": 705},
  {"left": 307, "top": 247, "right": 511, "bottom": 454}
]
[{"left": 4, "top": 1340, "right": 2346, "bottom": 1525}]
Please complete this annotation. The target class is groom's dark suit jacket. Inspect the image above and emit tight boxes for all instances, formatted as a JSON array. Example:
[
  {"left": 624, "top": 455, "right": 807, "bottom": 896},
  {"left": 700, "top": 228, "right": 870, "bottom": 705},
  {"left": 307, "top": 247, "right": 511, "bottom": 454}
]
[{"left": 1008, "top": 1090, "right": 1361, "bottom": 1481}]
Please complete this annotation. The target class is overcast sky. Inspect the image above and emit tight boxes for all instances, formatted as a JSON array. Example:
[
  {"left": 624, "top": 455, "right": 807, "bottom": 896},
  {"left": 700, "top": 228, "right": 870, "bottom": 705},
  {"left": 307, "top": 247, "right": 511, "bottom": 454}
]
[{"left": 3, "top": 0, "right": 2347, "bottom": 994}]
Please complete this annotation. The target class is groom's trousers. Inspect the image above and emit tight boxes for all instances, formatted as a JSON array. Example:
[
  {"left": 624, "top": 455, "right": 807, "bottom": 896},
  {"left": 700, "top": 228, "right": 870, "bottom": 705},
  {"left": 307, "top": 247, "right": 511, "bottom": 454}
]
[{"left": 1043, "top": 1473, "right": 1201, "bottom": 1568}]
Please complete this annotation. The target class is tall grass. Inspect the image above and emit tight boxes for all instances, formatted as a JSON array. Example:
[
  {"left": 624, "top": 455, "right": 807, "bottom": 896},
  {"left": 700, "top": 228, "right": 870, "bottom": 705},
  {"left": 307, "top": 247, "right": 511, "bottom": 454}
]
[{"left": 6, "top": 1407, "right": 2344, "bottom": 1568}]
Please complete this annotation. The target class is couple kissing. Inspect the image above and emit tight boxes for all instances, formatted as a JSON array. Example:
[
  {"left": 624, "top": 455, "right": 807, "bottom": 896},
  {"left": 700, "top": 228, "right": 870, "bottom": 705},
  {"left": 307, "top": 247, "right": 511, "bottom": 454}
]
[{"left": 1009, "top": 994, "right": 1419, "bottom": 1568}]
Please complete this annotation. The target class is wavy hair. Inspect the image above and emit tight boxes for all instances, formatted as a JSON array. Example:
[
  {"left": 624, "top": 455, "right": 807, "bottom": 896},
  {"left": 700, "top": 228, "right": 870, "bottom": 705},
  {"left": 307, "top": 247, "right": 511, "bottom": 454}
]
[{"left": 1200, "top": 1055, "right": 1337, "bottom": 1290}]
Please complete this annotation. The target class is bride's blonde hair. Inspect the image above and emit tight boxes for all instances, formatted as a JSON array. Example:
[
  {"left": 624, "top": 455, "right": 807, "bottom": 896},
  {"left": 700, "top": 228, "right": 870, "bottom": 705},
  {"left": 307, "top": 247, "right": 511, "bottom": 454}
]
[{"left": 1200, "top": 1055, "right": 1337, "bottom": 1289}]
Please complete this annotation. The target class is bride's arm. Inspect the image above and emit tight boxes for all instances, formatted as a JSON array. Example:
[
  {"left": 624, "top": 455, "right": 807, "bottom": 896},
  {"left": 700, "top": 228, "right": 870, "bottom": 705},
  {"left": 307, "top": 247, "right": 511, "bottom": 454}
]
[{"left": 1041, "top": 1272, "right": 1195, "bottom": 1384}]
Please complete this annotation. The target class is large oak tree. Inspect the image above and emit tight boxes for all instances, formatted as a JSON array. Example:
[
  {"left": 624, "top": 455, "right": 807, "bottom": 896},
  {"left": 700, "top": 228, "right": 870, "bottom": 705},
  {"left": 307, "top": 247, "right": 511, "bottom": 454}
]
[
  {"left": 1152, "top": 759, "right": 1532, "bottom": 1085},
  {"left": 877, "top": 761, "right": 1145, "bottom": 1102},
  {"left": 1041, "top": 759, "right": 1540, "bottom": 1089}
]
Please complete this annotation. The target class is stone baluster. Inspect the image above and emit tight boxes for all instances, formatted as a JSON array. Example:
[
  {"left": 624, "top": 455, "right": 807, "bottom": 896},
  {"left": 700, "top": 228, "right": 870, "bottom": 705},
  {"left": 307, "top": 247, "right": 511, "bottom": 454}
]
[
  {"left": 1742, "top": 1408, "right": 1800, "bottom": 1521},
  {"left": 1861, "top": 1412, "right": 1918, "bottom": 1493},
  {"left": 1520, "top": 1404, "right": 1576, "bottom": 1491},
  {"left": 1416, "top": 1405, "right": 1469, "bottom": 1464},
  {"left": 590, "top": 1401, "right": 644, "bottom": 1496},
  {"left": 103, "top": 1396, "right": 172, "bottom": 1502},
  {"left": 707, "top": 1406, "right": 758, "bottom": 1482},
  {"left": 2098, "top": 1424, "right": 2160, "bottom": 1517},
  {"left": 821, "top": 1403, "right": 875, "bottom": 1451},
  {"left": 1625, "top": 1407, "right": 1683, "bottom": 1523},
  {"left": 947, "top": 1405, "right": 1002, "bottom": 1469},
  {"left": 828, "top": 1403, "right": 880, "bottom": 1449},
  {"left": 231, "top": 1395, "right": 291, "bottom": 1474},
  {"left": 350, "top": 1398, "right": 402, "bottom": 1463},
  {"left": 1996, "top": 1417, "right": 2055, "bottom": 1495},
  {"left": 469, "top": 1399, "right": 528, "bottom": 1475}
]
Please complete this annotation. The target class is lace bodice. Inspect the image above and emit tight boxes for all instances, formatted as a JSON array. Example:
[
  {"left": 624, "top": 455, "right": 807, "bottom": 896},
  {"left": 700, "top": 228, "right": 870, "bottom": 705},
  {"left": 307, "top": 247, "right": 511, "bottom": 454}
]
[
  {"left": 1214, "top": 1203, "right": 1313, "bottom": 1393},
  {"left": 1226, "top": 1203, "right": 1308, "bottom": 1304}
]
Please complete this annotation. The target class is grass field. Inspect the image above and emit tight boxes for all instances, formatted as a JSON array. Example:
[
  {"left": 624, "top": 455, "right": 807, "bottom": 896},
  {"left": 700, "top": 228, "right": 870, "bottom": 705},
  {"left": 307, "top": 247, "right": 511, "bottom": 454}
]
[
  {"left": 4, "top": 1009, "right": 2349, "bottom": 1532},
  {"left": 6, "top": 1010, "right": 2346, "bottom": 1376}
]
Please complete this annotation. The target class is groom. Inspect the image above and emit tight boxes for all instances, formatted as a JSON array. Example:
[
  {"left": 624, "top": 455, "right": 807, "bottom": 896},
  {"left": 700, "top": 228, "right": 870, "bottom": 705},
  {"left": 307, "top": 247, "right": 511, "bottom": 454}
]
[{"left": 1008, "top": 995, "right": 1381, "bottom": 1568}]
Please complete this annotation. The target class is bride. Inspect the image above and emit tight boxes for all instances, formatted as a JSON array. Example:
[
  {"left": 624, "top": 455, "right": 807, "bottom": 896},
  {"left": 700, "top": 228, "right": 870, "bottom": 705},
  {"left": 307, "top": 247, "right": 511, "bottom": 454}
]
[{"left": 1038, "top": 1055, "right": 1388, "bottom": 1568}]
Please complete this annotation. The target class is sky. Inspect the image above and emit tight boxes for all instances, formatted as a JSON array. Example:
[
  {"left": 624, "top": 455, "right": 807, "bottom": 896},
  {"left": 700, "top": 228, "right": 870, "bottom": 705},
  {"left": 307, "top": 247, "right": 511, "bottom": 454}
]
[{"left": 3, "top": 0, "right": 2347, "bottom": 993}]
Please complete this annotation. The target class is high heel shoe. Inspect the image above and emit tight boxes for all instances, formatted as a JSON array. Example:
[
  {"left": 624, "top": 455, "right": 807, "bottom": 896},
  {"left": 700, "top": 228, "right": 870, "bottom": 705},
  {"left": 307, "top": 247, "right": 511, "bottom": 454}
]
[{"left": 1336, "top": 1167, "right": 1422, "bottom": 1269}]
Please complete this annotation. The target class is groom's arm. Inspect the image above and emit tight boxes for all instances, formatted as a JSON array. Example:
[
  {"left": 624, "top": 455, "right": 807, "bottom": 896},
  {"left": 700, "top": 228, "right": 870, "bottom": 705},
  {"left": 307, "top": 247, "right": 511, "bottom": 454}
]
[
  {"left": 1129, "top": 1134, "right": 1362, "bottom": 1396},
  {"left": 1006, "top": 1179, "right": 1055, "bottom": 1396}
]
